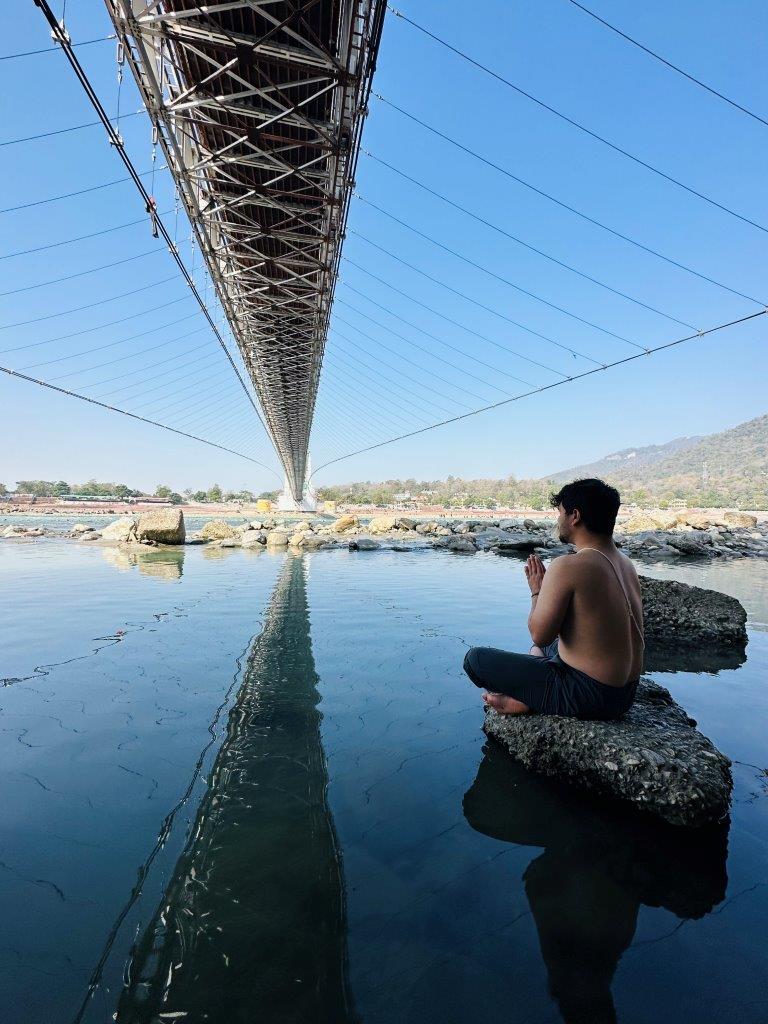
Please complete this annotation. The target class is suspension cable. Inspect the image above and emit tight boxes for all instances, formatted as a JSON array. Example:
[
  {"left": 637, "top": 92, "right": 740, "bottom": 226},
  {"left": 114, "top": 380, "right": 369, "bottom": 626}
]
[
  {"left": 385, "top": 6, "right": 768, "bottom": 235},
  {"left": 311, "top": 310, "right": 767, "bottom": 477}
]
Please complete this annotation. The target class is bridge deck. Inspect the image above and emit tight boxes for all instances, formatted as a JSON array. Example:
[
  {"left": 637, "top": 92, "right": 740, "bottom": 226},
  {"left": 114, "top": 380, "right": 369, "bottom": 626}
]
[{"left": 107, "top": 0, "right": 385, "bottom": 497}]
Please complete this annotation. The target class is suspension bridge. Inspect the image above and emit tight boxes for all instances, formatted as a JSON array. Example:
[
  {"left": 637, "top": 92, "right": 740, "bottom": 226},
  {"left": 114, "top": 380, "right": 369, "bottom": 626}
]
[{"left": 1, "top": 1, "right": 765, "bottom": 499}]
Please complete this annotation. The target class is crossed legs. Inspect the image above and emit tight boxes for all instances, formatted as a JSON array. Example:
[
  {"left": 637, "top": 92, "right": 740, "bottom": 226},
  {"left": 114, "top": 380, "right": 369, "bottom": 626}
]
[{"left": 482, "top": 643, "right": 544, "bottom": 715}]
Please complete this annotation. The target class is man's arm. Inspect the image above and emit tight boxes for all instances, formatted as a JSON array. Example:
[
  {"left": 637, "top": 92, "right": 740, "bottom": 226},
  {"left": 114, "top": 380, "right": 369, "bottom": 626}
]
[{"left": 527, "top": 556, "right": 574, "bottom": 647}]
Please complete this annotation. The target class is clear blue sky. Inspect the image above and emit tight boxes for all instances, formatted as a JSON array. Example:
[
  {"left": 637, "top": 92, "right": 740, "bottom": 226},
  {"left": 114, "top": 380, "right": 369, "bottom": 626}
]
[{"left": 1, "top": 0, "right": 766, "bottom": 494}]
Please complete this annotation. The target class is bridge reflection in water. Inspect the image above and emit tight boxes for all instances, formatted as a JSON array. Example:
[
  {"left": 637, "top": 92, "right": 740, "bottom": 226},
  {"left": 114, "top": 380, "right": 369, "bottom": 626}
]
[
  {"left": 117, "top": 554, "right": 354, "bottom": 1023},
  {"left": 463, "top": 741, "right": 729, "bottom": 1024}
]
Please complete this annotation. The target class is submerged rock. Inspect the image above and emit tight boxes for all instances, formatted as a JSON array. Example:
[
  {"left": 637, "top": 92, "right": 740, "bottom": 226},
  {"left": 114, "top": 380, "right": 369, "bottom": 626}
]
[
  {"left": 349, "top": 537, "right": 380, "bottom": 550},
  {"left": 484, "top": 678, "right": 732, "bottom": 827},
  {"left": 639, "top": 575, "right": 747, "bottom": 645},
  {"left": 136, "top": 508, "right": 185, "bottom": 545}
]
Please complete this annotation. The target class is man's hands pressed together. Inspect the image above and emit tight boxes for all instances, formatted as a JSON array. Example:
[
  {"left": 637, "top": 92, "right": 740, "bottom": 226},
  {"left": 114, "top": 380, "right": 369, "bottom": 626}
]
[{"left": 525, "top": 554, "right": 546, "bottom": 597}]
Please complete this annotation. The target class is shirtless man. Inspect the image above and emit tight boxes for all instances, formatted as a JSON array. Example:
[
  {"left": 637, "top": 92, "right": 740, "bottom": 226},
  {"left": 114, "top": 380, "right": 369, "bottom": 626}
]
[{"left": 463, "top": 479, "right": 644, "bottom": 720}]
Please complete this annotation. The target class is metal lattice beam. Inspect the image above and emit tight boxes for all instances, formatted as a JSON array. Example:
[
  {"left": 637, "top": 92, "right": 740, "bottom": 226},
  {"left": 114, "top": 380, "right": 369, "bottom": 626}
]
[{"left": 106, "top": 0, "right": 385, "bottom": 499}]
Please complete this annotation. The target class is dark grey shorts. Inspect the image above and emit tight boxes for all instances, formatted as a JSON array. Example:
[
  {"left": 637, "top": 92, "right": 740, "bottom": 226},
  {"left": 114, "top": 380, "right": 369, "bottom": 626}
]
[{"left": 463, "top": 639, "right": 638, "bottom": 720}]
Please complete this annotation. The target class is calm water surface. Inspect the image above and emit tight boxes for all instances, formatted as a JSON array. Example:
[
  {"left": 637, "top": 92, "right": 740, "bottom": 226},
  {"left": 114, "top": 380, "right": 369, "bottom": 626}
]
[{"left": 1, "top": 540, "right": 766, "bottom": 1023}]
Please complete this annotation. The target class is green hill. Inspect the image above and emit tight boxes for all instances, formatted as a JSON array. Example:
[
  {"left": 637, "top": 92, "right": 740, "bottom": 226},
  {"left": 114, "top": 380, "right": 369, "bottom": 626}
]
[{"left": 546, "top": 414, "right": 768, "bottom": 509}]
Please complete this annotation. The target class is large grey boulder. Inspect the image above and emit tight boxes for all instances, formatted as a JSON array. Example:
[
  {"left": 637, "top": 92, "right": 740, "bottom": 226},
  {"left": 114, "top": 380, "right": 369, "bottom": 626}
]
[
  {"left": 484, "top": 678, "right": 732, "bottom": 827},
  {"left": 639, "top": 575, "right": 747, "bottom": 645},
  {"left": 101, "top": 516, "right": 137, "bottom": 542},
  {"left": 136, "top": 508, "right": 185, "bottom": 545}
]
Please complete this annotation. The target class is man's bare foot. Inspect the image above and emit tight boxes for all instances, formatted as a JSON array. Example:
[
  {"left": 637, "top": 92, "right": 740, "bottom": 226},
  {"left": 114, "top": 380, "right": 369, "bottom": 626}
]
[{"left": 483, "top": 691, "right": 531, "bottom": 715}]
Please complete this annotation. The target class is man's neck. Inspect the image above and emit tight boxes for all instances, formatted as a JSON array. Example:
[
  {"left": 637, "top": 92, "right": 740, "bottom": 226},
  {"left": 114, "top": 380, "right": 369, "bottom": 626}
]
[{"left": 572, "top": 532, "right": 616, "bottom": 554}]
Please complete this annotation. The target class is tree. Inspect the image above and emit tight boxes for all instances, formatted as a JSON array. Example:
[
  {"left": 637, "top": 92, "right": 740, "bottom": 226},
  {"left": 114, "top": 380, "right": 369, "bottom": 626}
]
[
  {"left": 207, "top": 483, "right": 223, "bottom": 502},
  {"left": 168, "top": 492, "right": 183, "bottom": 504},
  {"left": 0, "top": 482, "right": 7, "bottom": 496},
  {"left": 52, "top": 480, "right": 70, "bottom": 496},
  {"left": 155, "top": 485, "right": 173, "bottom": 499},
  {"left": 192, "top": 490, "right": 207, "bottom": 502}
]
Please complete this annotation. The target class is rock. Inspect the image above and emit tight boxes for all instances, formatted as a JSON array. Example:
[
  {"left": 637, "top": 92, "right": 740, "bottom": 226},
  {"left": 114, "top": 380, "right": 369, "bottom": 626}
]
[
  {"left": 435, "top": 526, "right": 453, "bottom": 536},
  {"left": 495, "top": 533, "right": 541, "bottom": 553},
  {"left": 722, "top": 510, "right": 758, "bottom": 529},
  {"left": 484, "top": 678, "right": 732, "bottom": 827},
  {"left": 298, "top": 535, "right": 327, "bottom": 550},
  {"left": 136, "top": 508, "right": 185, "bottom": 545},
  {"left": 265, "top": 530, "right": 290, "bottom": 547},
  {"left": 184, "top": 537, "right": 207, "bottom": 545},
  {"left": 349, "top": 537, "right": 380, "bottom": 550},
  {"left": 415, "top": 521, "right": 437, "bottom": 535},
  {"left": 523, "top": 518, "right": 539, "bottom": 531},
  {"left": 240, "top": 531, "right": 266, "bottom": 548},
  {"left": 368, "top": 515, "right": 399, "bottom": 534},
  {"left": 199, "top": 519, "right": 237, "bottom": 541},
  {"left": 71, "top": 523, "right": 93, "bottom": 535},
  {"left": 441, "top": 535, "right": 477, "bottom": 553},
  {"left": 100, "top": 516, "right": 138, "bottom": 543},
  {"left": 25, "top": 528, "right": 45, "bottom": 537},
  {"left": 218, "top": 538, "right": 239, "bottom": 548},
  {"left": 396, "top": 516, "right": 416, "bottom": 530},
  {"left": 332, "top": 514, "right": 359, "bottom": 533},
  {"left": 682, "top": 512, "right": 717, "bottom": 530},
  {"left": 639, "top": 575, "right": 747, "bottom": 645},
  {"left": 472, "top": 526, "right": 515, "bottom": 550},
  {"left": 79, "top": 531, "right": 101, "bottom": 542},
  {"left": 667, "top": 533, "right": 709, "bottom": 555},
  {"left": 621, "top": 511, "right": 679, "bottom": 534}
]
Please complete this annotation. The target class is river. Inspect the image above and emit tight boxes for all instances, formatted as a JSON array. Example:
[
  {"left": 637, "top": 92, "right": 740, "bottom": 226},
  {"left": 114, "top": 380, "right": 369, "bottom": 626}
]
[{"left": 1, "top": 538, "right": 766, "bottom": 1023}]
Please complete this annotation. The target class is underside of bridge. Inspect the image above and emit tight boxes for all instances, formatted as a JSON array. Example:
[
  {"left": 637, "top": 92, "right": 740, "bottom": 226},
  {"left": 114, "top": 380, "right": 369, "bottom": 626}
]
[{"left": 106, "top": 0, "right": 385, "bottom": 500}]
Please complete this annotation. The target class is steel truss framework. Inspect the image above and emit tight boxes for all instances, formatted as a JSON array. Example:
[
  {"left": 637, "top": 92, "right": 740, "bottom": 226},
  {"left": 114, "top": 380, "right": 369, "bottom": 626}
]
[{"left": 105, "top": 0, "right": 385, "bottom": 499}]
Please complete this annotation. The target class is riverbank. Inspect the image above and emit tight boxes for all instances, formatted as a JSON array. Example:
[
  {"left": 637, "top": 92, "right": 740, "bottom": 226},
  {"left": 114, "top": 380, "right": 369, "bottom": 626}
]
[{"left": 4, "top": 507, "right": 767, "bottom": 560}]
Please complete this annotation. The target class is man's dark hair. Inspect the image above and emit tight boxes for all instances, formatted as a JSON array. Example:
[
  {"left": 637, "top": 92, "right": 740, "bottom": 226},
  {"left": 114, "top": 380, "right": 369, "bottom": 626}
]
[{"left": 549, "top": 478, "right": 621, "bottom": 536}]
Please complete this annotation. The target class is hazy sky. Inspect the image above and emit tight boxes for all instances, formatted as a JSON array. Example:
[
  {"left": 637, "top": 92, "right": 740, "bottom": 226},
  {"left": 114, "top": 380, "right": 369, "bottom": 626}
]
[{"left": 1, "top": 0, "right": 766, "bottom": 493}]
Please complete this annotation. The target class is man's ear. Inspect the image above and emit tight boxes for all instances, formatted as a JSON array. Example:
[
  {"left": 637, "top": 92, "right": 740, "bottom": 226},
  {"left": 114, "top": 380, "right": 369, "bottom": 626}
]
[{"left": 571, "top": 507, "right": 582, "bottom": 526}]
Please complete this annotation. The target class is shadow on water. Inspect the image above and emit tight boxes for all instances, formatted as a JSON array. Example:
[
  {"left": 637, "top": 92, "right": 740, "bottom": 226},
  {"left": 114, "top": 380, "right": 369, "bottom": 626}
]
[
  {"left": 463, "top": 741, "right": 729, "bottom": 1024},
  {"left": 114, "top": 554, "right": 354, "bottom": 1023},
  {"left": 643, "top": 638, "right": 747, "bottom": 674}
]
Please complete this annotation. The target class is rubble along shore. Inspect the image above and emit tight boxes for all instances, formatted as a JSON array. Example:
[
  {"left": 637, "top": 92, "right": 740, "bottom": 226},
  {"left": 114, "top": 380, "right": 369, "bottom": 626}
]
[{"left": 5, "top": 506, "right": 766, "bottom": 561}]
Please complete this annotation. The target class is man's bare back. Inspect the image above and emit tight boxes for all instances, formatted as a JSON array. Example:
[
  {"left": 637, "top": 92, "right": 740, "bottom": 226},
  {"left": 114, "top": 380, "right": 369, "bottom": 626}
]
[{"left": 555, "top": 548, "right": 644, "bottom": 687}]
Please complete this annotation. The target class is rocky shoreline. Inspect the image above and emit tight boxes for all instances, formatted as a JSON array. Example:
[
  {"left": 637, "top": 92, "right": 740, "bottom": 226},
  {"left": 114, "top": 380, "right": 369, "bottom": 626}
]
[{"left": 4, "top": 506, "right": 767, "bottom": 560}]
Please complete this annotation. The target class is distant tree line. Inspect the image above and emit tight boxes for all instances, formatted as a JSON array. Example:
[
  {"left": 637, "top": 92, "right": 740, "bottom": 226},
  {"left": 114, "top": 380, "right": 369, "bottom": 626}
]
[
  {"left": 317, "top": 475, "right": 559, "bottom": 510},
  {"left": 5, "top": 480, "right": 277, "bottom": 504}
]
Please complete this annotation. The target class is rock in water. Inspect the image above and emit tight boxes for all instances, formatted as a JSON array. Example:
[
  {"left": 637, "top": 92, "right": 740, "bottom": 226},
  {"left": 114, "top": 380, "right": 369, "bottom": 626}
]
[
  {"left": 367, "top": 515, "right": 398, "bottom": 534},
  {"left": 101, "top": 516, "right": 137, "bottom": 542},
  {"left": 199, "top": 519, "right": 236, "bottom": 540},
  {"left": 136, "top": 508, "right": 185, "bottom": 545},
  {"left": 484, "top": 679, "right": 732, "bottom": 827},
  {"left": 722, "top": 510, "right": 758, "bottom": 529},
  {"left": 639, "top": 575, "right": 747, "bottom": 644},
  {"left": 331, "top": 514, "right": 359, "bottom": 533}
]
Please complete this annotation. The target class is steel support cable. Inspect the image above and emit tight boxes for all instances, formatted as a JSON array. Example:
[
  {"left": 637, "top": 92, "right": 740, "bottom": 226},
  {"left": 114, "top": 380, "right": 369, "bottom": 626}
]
[
  {"left": 153, "top": 396, "right": 259, "bottom": 438},
  {"left": 0, "top": 35, "right": 112, "bottom": 61},
  {"left": 0, "top": 166, "right": 166, "bottom": 215},
  {"left": 32, "top": 0, "right": 272, "bottom": 442},
  {"left": 385, "top": 7, "right": 768, "bottom": 236},
  {"left": 327, "top": 331, "right": 459, "bottom": 417},
  {"left": 315, "top": 363, "right": 430, "bottom": 430},
  {"left": 68, "top": 343, "right": 219, "bottom": 389},
  {"left": 565, "top": 0, "right": 768, "bottom": 130},
  {"left": 362, "top": 151, "right": 697, "bottom": 327},
  {"left": 335, "top": 302, "right": 528, "bottom": 395},
  {"left": 373, "top": 96, "right": 765, "bottom": 308},
  {"left": 0, "top": 109, "right": 143, "bottom": 147},
  {"left": 0, "top": 211, "right": 171, "bottom": 262},
  {"left": 331, "top": 311, "right": 502, "bottom": 402},
  {"left": 132, "top": 378, "right": 249, "bottom": 421},
  {"left": 0, "top": 364, "right": 281, "bottom": 476},
  {"left": 10, "top": 312, "right": 202, "bottom": 366},
  {"left": 342, "top": 261, "right": 602, "bottom": 368},
  {"left": 128, "top": 367, "right": 234, "bottom": 414},
  {"left": 0, "top": 276, "right": 182, "bottom": 331},
  {"left": 0, "top": 300, "right": 195, "bottom": 355},
  {"left": 337, "top": 292, "right": 541, "bottom": 386},
  {"left": 351, "top": 215, "right": 651, "bottom": 347},
  {"left": 310, "top": 309, "right": 768, "bottom": 477},
  {"left": 328, "top": 330, "right": 475, "bottom": 411},
  {"left": 335, "top": 301, "right": 552, "bottom": 392},
  {"left": 314, "top": 374, "right": 425, "bottom": 435},
  {"left": 0, "top": 247, "right": 165, "bottom": 297},
  {"left": 92, "top": 350, "right": 234, "bottom": 400},
  {"left": 22, "top": 325, "right": 208, "bottom": 371},
  {"left": 317, "top": 384, "right": 423, "bottom": 441},
  {"left": 322, "top": 348, "right": 440, "bottom": 423}
]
